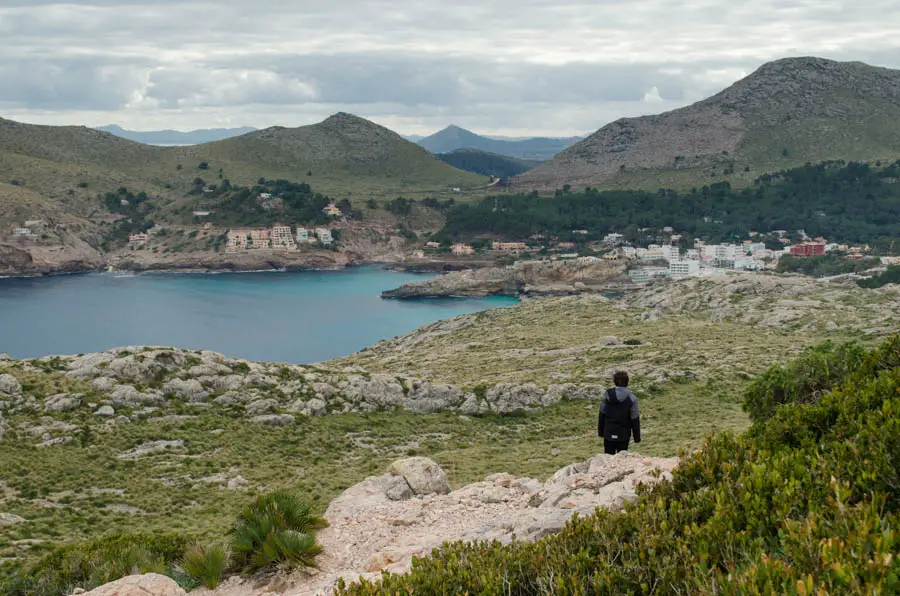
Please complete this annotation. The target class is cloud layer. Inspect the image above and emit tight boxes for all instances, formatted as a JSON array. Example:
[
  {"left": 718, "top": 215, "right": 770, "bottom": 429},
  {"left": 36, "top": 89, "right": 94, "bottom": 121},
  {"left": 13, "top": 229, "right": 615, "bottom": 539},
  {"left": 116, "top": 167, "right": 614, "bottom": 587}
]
[{"left": 1, "top": 0, "right": 899, "bottom": 135}]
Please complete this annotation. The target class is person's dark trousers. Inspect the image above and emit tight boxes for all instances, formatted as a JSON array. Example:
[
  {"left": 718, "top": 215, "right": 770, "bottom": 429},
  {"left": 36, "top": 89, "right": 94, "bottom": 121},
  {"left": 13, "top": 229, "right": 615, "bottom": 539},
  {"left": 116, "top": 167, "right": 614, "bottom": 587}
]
[{"left": 604, "top": 440, "right": 629, "bottom": 455}]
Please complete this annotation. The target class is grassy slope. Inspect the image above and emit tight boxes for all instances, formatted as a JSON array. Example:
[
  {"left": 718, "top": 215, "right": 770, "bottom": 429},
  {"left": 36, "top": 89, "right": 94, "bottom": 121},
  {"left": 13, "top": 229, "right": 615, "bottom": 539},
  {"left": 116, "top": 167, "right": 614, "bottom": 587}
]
[{"left": 0, "top": 115, "right": 487, "bottom": 230}]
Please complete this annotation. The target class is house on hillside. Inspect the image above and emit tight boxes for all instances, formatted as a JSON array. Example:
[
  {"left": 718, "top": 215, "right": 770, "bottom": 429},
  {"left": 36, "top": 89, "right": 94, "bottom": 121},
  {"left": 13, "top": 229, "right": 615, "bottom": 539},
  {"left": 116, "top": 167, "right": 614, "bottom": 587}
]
[
  {"left": 296, "top": 227, "right": 310, "bottom": 243},
  {"left": 13, "top": 227, "right": 34, "bottom": 238},
  {"left": 249, "top": 229, "right": 271, "bottom": 249},
  {"left": 271, "top": 225, "right": 297, "bottom": 250},
  {"left": 315, "top": 228, "right": 333, "bottom": 246},
  {"left": 226, "top": 229, "right": 250, "bottom": 252},
  {"left": 323, "top": 204, "right": 343, "bottom": 217},
  {"left": 452, "top": 243, "right": 475, "bottom": 256},
  {"left": 492, "top": 241, "right": 528, "bottom": 252},
  {"left": 128, "top": 232, "right": 150, "bottom": 245}
]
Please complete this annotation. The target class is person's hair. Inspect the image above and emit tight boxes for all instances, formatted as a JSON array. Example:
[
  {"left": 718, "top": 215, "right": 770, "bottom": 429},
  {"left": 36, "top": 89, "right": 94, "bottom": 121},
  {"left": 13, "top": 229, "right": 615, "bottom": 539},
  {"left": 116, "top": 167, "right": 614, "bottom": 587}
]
[{"left": 613, "top": 371, "right": 630, "bottom": 387}]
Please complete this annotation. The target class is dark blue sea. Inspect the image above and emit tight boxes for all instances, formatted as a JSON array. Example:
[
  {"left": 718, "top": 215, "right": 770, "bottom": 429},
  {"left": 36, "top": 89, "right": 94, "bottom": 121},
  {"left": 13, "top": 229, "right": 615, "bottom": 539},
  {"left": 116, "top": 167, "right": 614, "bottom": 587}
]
[{"left": 0, "top": 268, "right": 516, "bottom": 362}]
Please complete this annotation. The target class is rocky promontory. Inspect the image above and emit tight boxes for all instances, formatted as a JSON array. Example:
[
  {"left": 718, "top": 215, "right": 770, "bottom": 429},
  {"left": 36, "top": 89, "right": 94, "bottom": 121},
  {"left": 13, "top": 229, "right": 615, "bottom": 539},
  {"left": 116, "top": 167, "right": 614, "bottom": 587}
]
[
  {"left": 382, "top": 259, "right": 628, "bottom": 298},
  {"left": 107, "top": 249, "right": 355, "bottom": 274}
]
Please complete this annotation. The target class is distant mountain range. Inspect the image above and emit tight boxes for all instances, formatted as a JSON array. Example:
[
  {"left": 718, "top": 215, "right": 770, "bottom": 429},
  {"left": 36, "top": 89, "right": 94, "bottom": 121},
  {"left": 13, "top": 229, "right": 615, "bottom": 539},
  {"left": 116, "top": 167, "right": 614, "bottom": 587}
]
[
  {"left": 515, "top": 57, "right": 900, "bottom": 191},
  {"left": 95, "top": 125, "right": 258, "bottom": 146},
  {"left": 417, "top": 125, "right": 581, "bottom": 161}
]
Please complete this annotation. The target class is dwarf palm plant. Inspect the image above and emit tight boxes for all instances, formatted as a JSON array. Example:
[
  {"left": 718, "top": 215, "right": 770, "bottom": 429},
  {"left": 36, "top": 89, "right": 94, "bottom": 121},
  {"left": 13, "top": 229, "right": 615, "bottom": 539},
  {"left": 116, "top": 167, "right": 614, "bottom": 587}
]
[{"left": 231, "top": 490, "right": 326, "bottom": 572}]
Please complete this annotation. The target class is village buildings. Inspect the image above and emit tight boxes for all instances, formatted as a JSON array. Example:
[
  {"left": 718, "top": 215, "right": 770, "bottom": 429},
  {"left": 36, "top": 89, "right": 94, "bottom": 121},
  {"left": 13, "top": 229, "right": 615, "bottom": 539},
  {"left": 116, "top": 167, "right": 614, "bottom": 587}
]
[
  {"left": 451, "top": 243, "right": 475, "bottom": 256},
  {"left": 315, "top": 228, "right": 333, "bottom": 246},
  {"left": 492, "top": 241, "right": 528, "bottom": 252},
  {"left": 271, "top": 225, "right": 297, "bottom": 250},
  {"left": 128, "top": 232, "right": 150, "bottom": 245}
]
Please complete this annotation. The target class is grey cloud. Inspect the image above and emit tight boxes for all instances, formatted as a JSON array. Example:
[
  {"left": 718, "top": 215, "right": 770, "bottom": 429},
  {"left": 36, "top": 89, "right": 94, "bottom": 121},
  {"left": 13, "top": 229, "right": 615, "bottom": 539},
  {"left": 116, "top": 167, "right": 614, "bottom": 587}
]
[{"left": 0, "top": 0, "right": 899, "bottom": 134}]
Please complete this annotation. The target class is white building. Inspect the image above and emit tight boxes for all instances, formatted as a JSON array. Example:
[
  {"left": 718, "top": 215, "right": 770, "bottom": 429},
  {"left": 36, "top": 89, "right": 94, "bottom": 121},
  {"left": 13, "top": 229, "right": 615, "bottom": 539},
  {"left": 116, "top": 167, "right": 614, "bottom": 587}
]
[
  {"left": 747, "top": 242, "right": 766, "bottom": 255},
  {"left": 12, "top": 228, "right": 34, "bottom": 237},
  {"left": 271, "top": 225, "right": 297, "bottom": 250},
  {"left": 603, "top": 233, "right": 624, "bottom": 245},
  {"left": 661, "top": 245, "right": 680, "bottom": 261},
  {"left": 685, "top": 249, "right": 700, "bottom": 260},
  {"left": 296, "top": 227, "right": 310, "bottom": 243},
  {"left": 259, "top": 193, "right": 272, "bottom": 200},
  {"left": 622, "top": 246, "right": 636, "bottom": 258},
  {"left": 628, "top": 266, "right": 671, "bottom": 284},
  {"left": 669, "top": 259, "right": 701, "bottom": 279},
  {"left": 733, "top": 257, "right": 764, "bottom": 271},
  {"left": 315, "top": 228, "right": 333, "bottom": 246}
]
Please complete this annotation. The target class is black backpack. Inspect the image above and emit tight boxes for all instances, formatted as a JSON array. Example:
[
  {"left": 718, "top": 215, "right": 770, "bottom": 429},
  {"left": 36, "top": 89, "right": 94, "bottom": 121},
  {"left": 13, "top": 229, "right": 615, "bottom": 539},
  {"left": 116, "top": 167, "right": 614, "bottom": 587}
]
[{"left": 603, "top": 388, "right": 633, "bottom": 443}]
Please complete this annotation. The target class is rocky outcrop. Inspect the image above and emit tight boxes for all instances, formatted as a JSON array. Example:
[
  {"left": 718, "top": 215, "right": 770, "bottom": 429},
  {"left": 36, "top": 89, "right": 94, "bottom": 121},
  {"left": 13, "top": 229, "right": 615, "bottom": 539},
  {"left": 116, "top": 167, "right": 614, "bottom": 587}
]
[
  {"left": 383, "top": 259, "right": 627, "bottom": 298},
  {"left": 80, "top": 573, "right": 185, "bottom": 596},
  {"left": 0, "top": 348, "right": 606, "bottom": 448},
  {"left": 107, "top": 248, "right": 354, "bottom": 274},
  {"left": 389, "top": 457, "right": 450, "bottom": 495},
  {"left": 250, "top": 452, "right": 678, "bottom": 595}
]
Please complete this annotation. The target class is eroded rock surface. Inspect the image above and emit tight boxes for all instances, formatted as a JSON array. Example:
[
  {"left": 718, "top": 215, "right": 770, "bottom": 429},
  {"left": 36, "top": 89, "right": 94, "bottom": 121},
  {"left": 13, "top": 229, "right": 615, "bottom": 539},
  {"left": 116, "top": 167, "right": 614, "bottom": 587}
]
[
  {"left": 202, "top": 452, "right": 676, "bottom": 596},
  {"left": 81, "top": 573, "right": 186, "bottom": 596}
]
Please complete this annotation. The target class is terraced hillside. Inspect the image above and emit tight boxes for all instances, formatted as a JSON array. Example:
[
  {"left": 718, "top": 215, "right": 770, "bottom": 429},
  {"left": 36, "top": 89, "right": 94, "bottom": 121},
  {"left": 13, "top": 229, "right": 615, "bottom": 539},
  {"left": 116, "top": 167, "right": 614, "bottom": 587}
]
[{"left": 515, "top": 57, "right": 900, "bottom": 191}]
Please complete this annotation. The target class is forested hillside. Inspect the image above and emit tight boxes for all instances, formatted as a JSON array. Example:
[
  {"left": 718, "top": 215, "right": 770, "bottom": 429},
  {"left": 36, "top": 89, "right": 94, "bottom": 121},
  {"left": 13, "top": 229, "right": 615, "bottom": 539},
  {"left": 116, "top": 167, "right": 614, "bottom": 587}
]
[
  {"left": 441, "top": 160, "right": 900, "bottom": 248},
  {"left": 437, "top": 149, "right": 538, "bottom": 178}
]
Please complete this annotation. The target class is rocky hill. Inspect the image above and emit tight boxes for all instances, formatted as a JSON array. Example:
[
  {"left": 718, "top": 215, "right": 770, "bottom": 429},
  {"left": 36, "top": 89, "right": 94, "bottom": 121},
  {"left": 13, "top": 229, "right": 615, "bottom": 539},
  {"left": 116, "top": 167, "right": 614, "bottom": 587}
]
[
  {"left": 418, "top": 125, "right": 580, "bottom": 160},
  {"left": 514, "top": 57, "right": 900, "bottom": 191},
  {"left": 382, "top": 258, "right": 628, "bottom": 298}
]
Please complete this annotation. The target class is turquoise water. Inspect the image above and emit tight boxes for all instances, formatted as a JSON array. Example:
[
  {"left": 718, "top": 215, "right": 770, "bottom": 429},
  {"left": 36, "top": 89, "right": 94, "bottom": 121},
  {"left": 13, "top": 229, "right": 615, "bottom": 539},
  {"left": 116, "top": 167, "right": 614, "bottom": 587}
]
[{"left": 0, "top": 268, "right": 516, "bottom": 363}]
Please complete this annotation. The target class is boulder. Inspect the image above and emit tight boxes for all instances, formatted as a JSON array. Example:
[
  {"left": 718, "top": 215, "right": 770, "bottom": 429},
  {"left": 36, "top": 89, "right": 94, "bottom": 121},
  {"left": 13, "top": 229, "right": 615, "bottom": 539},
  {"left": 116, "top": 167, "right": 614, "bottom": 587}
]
[
  {"left": 0, "top": 374, "right": 22, "bottom": 396},
  {"left": 110, "top": 385, "right": 165, "bottom": 408},
  {"left": 117, "top": 440, "right": 186, "bottom": 460},
  {"left": 245, "top": 398, "right": 279, "bottom": 416},
  {"left": 162, "top": 379, "right": 208, "bottom": 402},
  {"left": 0, "top": 512, "right": 26, "bottom": 525},
  {"left": 389, "top": 457, "right": 450, "bottom": 495},
  {"left": 188, "top": 363, "right": 232, "bottom": 377},
  {"left": 213, "top": 391, "right": 252, "bottom": 405},
  {"left": 80, "top": 573, "right": 186, "bottom": 596},
  {"left": 43, "top": 393, "right": 82, "bottom": 412},
  {"left": 250, "top": 414, "right": 295, "bottom": 426},
  {"left": 94, "top": 405, "right": 115, "bottom": 417}
]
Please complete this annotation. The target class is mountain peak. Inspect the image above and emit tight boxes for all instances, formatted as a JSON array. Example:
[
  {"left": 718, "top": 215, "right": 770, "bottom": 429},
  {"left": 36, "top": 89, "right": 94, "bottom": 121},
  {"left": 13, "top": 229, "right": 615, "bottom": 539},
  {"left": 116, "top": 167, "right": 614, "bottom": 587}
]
[{"left": 514, "top": 57, "right": 900, "bottom": 192}]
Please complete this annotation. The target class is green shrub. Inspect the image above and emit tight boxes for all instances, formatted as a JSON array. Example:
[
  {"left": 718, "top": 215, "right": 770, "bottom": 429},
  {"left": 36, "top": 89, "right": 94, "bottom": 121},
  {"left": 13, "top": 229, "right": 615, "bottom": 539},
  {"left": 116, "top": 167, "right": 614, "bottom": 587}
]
[
  {"left": 231, "top": 490, "right": 326, "bottom": 572},
  {"left": 741, "top": 340, "right": 866, "bottom": 424},
  {"left": 337, "top": 336, "right": 900, "bottom": 595},
  {"left": 1, "top": 534, "right": 189, "bottom": 596},
  {"left": 180, "top": 542, "right": 228, "bottom": 589}
]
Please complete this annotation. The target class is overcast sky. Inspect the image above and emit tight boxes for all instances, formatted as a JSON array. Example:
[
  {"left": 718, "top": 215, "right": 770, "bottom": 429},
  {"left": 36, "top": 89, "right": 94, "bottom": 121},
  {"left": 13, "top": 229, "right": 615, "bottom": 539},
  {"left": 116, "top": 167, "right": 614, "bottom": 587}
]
[{"left": 1, "top": 0, "right": 899, "bottom": 136}]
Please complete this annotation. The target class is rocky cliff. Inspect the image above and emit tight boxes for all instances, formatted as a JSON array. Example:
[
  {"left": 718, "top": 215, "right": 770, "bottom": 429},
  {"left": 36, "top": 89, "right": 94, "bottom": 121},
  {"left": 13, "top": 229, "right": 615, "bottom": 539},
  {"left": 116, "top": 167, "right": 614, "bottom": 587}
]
[
  {"left": 514, "top": 57, "right": 900, "bottom": 191},
  {"left": 382, "top": 258, "right": 628, "bottom": 298}
]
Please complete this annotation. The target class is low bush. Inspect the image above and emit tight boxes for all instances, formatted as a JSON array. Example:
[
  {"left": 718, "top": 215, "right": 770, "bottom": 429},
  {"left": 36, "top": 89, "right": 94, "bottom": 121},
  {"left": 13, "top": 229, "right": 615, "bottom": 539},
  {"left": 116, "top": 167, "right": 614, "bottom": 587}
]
[
  {"left": 180, "top": 542, "right": 228, "bottom": 589},
  {"left": 231, "top": 490, "right": 326, "bottom": 572},
  {"left": 741, "top": 340, "right": 867, "bottom": 424},
  {"left": 0, "top": 534, "right": 189, "bottom": 596},
  {"left": 337, "top": 336, "right": 900, "bottom": 595}
]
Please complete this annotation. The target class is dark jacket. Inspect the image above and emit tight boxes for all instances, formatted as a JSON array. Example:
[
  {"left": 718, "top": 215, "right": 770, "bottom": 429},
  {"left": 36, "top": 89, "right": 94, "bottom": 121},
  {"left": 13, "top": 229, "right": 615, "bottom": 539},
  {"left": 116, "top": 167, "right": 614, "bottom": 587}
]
[{"left": 598, "top": 386, "right": 641, "bottom": 443}]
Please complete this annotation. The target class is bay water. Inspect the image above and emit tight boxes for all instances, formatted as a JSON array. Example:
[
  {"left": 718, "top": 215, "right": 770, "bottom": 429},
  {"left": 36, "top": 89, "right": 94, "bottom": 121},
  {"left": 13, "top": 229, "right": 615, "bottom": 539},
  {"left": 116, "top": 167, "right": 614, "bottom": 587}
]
[{"left": 0, "top": 267, "right": 516, "bottom": 363}]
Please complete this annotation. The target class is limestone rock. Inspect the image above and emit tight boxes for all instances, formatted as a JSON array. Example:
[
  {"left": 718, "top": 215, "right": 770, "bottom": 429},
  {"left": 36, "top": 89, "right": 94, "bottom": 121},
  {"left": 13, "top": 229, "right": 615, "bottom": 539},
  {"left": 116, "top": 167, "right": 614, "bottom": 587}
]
[
  {"left": 110, "top": 385, "right": 164, "bottom": 408},
  {"left": 94, "top": 405, "right": 115, "bottom": 417},
  {"left": 117, "top": 440, "right": 186, "bottom": 460},
  {"left": 390, "top": 457, "right": 450, "bottom": 495},
  {"left": 80, "top": 573, "right": 186, "bottom": 596},
  {"left": 0, "top": 374, "right": 22, "bottom": 396},
  {"left": 162, "top": 379, "right": 208, "bottom": 402},
  {"left": 43, "top": 393, "right": 82, "bottom": 412},
  {"left": 0, "top": 512, "right": 26, "bottom": 525},
  {"left": 250, "top": 414, "right": 295, "bottom": 426},
  {"left": 245, "top": 398, "right": 278, "bottom": 416}
]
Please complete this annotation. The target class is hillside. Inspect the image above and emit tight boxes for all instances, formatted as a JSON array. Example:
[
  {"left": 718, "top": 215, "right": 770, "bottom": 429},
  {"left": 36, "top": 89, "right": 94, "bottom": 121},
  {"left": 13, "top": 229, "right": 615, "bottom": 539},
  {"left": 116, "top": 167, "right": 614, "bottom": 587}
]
[
  {"left": 1, "top": 274, "right": 897, "bottom": 594},
  {"left": 437, "top": 148, "right": 539, "bottom": 178},
  {"left": 0, "top": 113, "right": 487, "bottom": 275},
  {"left": 515, "top": 57, "right": 900, "bottom": 191},
  {"left": 419, "top": 125, "right": 579, "bottom": 160},
  {"left": 96, "top": 125, "right": 257, "bottom": 146}
]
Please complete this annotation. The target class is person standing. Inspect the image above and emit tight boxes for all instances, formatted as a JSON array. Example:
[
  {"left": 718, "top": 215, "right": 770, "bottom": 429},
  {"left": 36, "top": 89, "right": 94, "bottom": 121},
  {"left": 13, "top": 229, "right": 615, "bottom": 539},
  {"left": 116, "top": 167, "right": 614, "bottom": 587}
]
[{"left": 598, "top": 371, "right": 641, "bottom": 455}]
